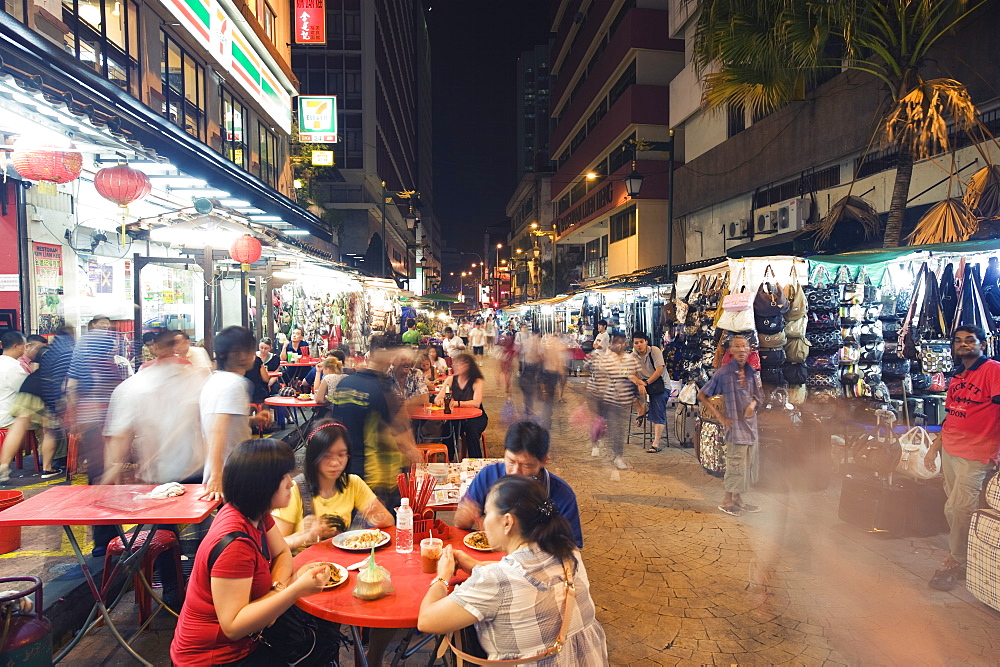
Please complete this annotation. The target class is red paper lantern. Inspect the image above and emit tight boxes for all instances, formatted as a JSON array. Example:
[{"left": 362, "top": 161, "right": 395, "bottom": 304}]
[
  {"left": 11, "top": 144, "right": 83, "bottom": 184},
  {"left": 230, "top": 234, "right": 262, "bottom": 269},
  {"left": 94, "top": 163, "right": 151, "bottom": 206}
]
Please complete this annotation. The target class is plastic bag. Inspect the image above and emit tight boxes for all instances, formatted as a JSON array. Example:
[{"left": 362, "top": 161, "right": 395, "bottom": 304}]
[
  {"left": 677, "top": 381, "right": 699, "bottom": 405},
  {"left": 896, "top": 426, "right": 940, "bottom": 479},
  {"left": 353, "top": 552, "right": 394, "bottom": 601}
]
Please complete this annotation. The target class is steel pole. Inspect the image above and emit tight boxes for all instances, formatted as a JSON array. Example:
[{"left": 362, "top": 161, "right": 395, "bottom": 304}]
[
  {"left": 380, "top": 182, "right": 387, "bottom": 278},
  {"left": 667, "top": 129, "right": 675, "bottom": 282}
]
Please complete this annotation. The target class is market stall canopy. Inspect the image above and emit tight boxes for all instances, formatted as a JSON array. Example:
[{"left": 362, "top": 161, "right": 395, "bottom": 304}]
[
  {"left": 584, "top": 263, "right": 674, "bottom": 291},
  {"left": 420, "top": 293, "right": 460, "bottom": 302},
  {"left": 809, "top": 238, "right": 1000, "bottom": 282},
  {"left": 726, "top": 228, "right": 815, "bottom": 259}
]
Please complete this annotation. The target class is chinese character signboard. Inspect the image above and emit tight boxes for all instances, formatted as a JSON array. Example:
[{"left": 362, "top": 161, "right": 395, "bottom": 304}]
[
  {"left": 295, "top": 0, "right": 326, "bottom": 44},
  {"left": 298, "top": 96, "right": 338, "bottom": 143},
  {"left": 311, "top": 150, "right": 334, "bottom": 166},
  {"left": 32, "top": 242, "right": 64, "bottom": 334}
]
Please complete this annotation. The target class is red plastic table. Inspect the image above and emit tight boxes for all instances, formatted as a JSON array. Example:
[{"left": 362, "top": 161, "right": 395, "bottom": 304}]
[
  {"left": 408, "top": 406, "right": 484, "bottom": 460},
  {"left": 0, "top": 484, "right": 220, "bottom": 665},
  {"left": 264, "top": 396, "right": 323, "bottom": 446},
  {"left": 294, "top": 526, "right": 501, "bottom": 665}
]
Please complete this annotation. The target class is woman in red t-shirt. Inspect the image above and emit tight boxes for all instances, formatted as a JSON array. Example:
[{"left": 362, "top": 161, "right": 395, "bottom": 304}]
[{"left": 170, "top": 439, "right": 331, "bottom": 666}]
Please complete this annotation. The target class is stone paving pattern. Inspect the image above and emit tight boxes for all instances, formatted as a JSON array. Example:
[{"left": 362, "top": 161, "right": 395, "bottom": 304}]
[{"left": 25, "top": 356, "right": 1000, "bottom": 664}]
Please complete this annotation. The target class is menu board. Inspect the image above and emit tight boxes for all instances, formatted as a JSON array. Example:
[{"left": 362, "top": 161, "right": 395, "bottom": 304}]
[{"left": 32, "top": 242, "right": 64, "bottom": 334}]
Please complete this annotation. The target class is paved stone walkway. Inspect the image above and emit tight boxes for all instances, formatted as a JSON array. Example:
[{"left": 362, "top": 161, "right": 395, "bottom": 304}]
[
  {"left": 530, "top": 368, "right": 1000, "bottom": 666},
  {"left": 43, "top": 356, "right": 1000, "bottom": 664}
]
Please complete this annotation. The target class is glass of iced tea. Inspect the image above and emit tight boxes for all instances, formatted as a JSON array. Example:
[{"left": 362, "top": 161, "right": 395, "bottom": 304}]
[{"left": 420, "top": 537, "right": 443, "bottom": 574}]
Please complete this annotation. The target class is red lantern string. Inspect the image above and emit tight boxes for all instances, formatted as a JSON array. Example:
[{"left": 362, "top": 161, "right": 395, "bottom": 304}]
[
  {"left": 10, "top": 143, "right": 83, "bottom": 184},
  {"left": 94, "top": 163, "right": 151, "bottom": 242},
  {"left": 230, "top": 234, "right": 262, "bottom": 271}
]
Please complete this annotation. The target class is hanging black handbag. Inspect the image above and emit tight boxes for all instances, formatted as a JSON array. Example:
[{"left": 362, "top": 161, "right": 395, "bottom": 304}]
[
  {"left": 755, "top": 313, "right": 786, "bottom": 335},
  {"left": 806, "top": 352, "right": 840, "bottom": 370},
  {"left": 760, "top": 366, "right": 786, "bottom": 385},
  {"left": 806, "top": 329, "right": 843, "bottom": 352},
  {"left": 753, "top": 265, "right": 790, "bottom": 317},
  {"left": 859, "top": 342, "right": 884, "bottom": 364},
  {"left": 805, "top": 266, "right": 840, "bottom": 311},
  {"left": 982, "top": 257, "right": 1000, "bottom": 316},
  {"left": 783, "top": 362, "right": 808, "bottom": 385},
  {"left": 882, "top": 360, "right": 911, "bottom": 378},
  {"left": 807, "top": 311, "right": 840, "bottom": 331},
  {"left": 759, "top": 347, "right": 786, "bottom": 367},
  {"left": 911, "top": 372, "right": 933, "bottom": 393}
]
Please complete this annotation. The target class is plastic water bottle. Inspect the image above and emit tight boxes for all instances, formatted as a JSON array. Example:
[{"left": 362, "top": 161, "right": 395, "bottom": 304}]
[{"left": 396, "top": 498, "right": 413, "bottom": 553}]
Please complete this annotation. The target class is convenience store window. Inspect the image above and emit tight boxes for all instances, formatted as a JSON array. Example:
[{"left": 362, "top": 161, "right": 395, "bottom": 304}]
[
  {"left": 62, "top": 0, "right": 140, "bottom": 96},
  {"left": 159, "top": 31, "right": 206, "bottom": 140}
]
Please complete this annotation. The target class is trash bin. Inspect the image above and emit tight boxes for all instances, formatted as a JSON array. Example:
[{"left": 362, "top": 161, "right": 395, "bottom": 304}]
[{"left": 0, "top": 491, "right": 24, "bottom": 554}]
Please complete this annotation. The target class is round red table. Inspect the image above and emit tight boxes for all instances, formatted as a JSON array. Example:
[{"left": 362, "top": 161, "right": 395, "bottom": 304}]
[
  {"left": 264, "top": 396, "right": 323, "bottom": 446},
  {"left": 294, "top": 526, "right": 501, "bottom": 628},
  {"left": 408, "top": 406, "right": 484, "bottom": 460}
]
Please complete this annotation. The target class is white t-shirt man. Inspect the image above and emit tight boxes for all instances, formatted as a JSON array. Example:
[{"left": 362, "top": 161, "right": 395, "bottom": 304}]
[
  {"left": 0, "top": 355, "right": 27, "bottom": 428},
  {"left": 199, "top": 371, "right": 251, "bottom": 481},
  {"left": 105, "top": 359, "right": 205, "bottom": 483},
  {"left": 593, "top": 329, "right": 610, "bottom": 354},
  {"left": 443, "top": 335, "right": 466, "bottom": 358},
  {"left": 469, "top": 326, "right": 487, "bottom": 348}
]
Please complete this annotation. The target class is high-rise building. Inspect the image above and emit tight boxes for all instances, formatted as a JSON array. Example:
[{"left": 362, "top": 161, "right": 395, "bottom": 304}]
[
  {"left": 516, "top": 42, "right": 553, "bottom": 178},
  {"left": 291, "top": 0, "right": 440, "bottom": 291},
  {"left": 548, "top": 0, "right": 683, "bottom": 283}
]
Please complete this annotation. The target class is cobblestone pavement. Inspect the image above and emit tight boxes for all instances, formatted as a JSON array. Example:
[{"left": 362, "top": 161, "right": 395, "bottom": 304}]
[
  {"left": 517, "top": 366, "right": 1000, "bottom": 666},
  {"left": 48, "top": 356, "right": 1000, "bottom": 664}
]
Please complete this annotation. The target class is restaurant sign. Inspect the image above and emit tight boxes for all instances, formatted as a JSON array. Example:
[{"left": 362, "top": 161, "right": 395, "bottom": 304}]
[
  {"left": 294, "top": 0, "right": 326, "bottom": 44},
  {"left": 311, "top": 150, "right": 335, "bottom": 166},
  {"left": 162, "top": 0, "right": 293, "bottom": 131},
  {"left": 298, "top": 96, "right": 338, "bottom": 143}
]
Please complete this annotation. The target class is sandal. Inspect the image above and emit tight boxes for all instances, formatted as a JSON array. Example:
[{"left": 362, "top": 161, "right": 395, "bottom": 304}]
[
  {"left": 739, "top": 503, "right": 761, "bottom": 513},
  {"left": 928, "top": 566, "right": 965, "bottom": 591},
  {"left": 645, "top": 445, "right": 662, "bottom": 453},
  {"left": 718, "top": 505, "right": 742, "bottom": 517}
]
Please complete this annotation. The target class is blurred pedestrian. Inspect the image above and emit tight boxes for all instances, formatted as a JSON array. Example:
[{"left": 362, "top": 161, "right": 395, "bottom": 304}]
[
  {"left": 0, "top": 332, "right": 29, "bottom": 482},
  {"left": 200, "top": 326, "right": 258, "bottom": 502},
  {"left": 697, "top": 335, "right": 762, "bottom": 517},
  {"left": 588, "top": 333, "right": 644, "bottom": 470},
  {"left": 19, "top": 334, "right": 48, "bottom": 374},
  {"left": 517, "top": 330, "right": 543, "bottom": 418},
  {"left": 539, "top": 333, "right": 568, "bottom": 429},
  {"left": 469, "top": 321, "right": 487, "bottom": 356},
  {"left": 484, "top": 315, "right": 497, "bottom": 350},
  {"left": 442, "top": 327, "right": 466, "bottom": 358},
  {"left": 497, "top": 323, "right": 516, "bottom": 395},
  {"left": 66, "top": 316, "right": 124, "bottom": 554},
  {"left": 457, "top": 319, "right": 470, "bottom": 347},
  {"left": 174, "top": 330, "right": 213, "bottom": 377},
  {"left": 330, "top": 338, "right": 420, "bottom": 513}
]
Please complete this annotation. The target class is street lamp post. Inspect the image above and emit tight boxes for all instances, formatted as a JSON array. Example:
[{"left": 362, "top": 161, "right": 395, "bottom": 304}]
[{"left": 623, "top": 129, "right": 676, "bottom": 281}]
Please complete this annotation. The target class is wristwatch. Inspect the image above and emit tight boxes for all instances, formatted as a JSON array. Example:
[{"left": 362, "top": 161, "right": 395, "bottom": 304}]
[{"left": 429, "top": 577, "right": 449, "bottom": 588}]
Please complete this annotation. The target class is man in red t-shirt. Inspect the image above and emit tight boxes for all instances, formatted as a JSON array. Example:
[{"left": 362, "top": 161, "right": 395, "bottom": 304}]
[{"left": 925, "top": 325, "right": 1000, "bottom": 591}]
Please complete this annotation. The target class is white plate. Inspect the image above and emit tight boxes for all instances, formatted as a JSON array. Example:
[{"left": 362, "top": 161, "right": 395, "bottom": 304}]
[
  {"left": 332, "top": 530, "right": 391, "bottom": 551},
  {"left": 316, "top": 562, "right": 349, "bottom": 590},
  {"left": 463, "top": 531, "right": 492, "bottom": 552}
]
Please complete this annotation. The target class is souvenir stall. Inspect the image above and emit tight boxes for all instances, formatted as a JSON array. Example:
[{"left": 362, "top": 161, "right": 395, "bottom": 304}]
[
  {"left": 272, "top": 267, "right": 366, "bottom": 356},
  {"left": 362, "top": 277, "right": 406, "bottom": 341}
]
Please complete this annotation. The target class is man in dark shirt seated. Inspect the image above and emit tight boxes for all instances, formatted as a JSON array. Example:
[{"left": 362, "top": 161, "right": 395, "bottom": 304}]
[{"left": 454, "top": 420, "right": 583, "bottom": 548}]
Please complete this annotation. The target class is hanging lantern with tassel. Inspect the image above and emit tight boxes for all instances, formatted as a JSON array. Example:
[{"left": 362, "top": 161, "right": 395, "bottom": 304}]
[
  {"left": 11, "top": 142, "right": 83, "bottom": 184},
  {"left": 94, "top": 162, "right": 152, "bottom": 241},
  {"left": 230, "top": 234, "right": 262, "bottom": 271}
]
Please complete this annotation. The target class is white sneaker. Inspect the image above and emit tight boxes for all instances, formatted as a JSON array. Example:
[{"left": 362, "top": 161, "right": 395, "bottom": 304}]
[
  {"left": 0, "top": 464, "right": 9, "bottom": 484},
  {"left": 612, "top": 456, "right": 627, "bottom": 470}
]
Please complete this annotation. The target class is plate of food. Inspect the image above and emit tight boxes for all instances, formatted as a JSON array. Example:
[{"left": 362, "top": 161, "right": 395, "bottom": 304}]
[
  {"left": 463, "top": 531, "right": 492, "bottom": 552},
  {"left": 332, "top": 529, "right": 391, "bottom": 551},
  {"left": 314, "top": 562, "right": 349, "bottom": 590},
  {"left": 297, "top": 393, "right": 314, "bottom": 401}
]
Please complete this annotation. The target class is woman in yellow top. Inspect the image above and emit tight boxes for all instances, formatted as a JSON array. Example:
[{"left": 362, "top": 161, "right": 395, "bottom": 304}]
[{"left": 273, "top": 420, "right": 394, "bottom": 551}]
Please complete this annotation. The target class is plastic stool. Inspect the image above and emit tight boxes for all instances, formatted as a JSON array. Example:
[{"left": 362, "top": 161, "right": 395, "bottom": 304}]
[
  {"left": 480, "top": 434, "right": 490, "bottom": 458},
  {"left": 416, "top": 443, "right": 449, "bottom": 463},
  {"left": 101, "top": 530, "right": 185, "bottom": 624},
  {"left": 626, "top": 402, "right": 652, "bottom": 446},
  {"left": 0, "top": 429, "right": 40, "bottom": 472}
]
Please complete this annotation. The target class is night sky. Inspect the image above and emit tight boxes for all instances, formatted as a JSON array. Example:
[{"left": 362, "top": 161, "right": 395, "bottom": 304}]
[{"left": 424, "top": 0, "right": 553, "bottom": 255}]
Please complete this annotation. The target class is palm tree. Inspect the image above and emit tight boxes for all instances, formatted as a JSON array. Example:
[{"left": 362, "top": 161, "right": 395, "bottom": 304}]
[{"left": 690, "top": 0, "right": 987, "bottom": 247}]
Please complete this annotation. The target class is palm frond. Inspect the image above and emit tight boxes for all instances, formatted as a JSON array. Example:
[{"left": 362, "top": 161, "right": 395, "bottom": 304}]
[
  {"left": 964, "top": 165, "right": 1000, "bottom": 219},
  {"left": 884, "top": 78, "right": 978, "bottom": 159},
  {"left": 906, "top": 198, "right": 978, "bottom": 245},
  {"left": 811, "top": 195, "right": 881, "bottom": 246}
]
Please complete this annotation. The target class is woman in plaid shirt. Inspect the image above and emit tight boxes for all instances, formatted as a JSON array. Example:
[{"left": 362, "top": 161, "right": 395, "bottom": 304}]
[{"left": 418, "top": 475, "right": 609, "bottom": 665}]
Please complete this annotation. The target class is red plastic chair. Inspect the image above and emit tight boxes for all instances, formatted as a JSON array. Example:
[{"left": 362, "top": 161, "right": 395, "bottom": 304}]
[
  {"left": 416, "top": 443, "right": 450, "bottom": 463},
  {"left": 0, "top": 429, "right": 40, "bottom": 472},
  {"left": 101, "top": 530, "right": 185, "bottom": 625}
]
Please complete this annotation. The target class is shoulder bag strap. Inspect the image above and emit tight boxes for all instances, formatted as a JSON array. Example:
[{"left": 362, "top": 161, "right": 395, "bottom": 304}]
[
  {"left": 294, "top": 473, "right": 314, "bottom": 519},
  {"left": 207, "top": 531, "right": 258, "bottom": 573},
  {"left": 438, "top": 560, "right": 577, "bottom": 666}
]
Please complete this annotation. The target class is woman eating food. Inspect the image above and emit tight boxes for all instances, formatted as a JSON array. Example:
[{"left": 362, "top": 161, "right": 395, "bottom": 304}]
[
  {"left": 433, "top": 352, "right": 488, "bottom": 457},
  {"left": 170, "top": 438, "right": 338, "bottom": 666},
  {"left": 272, "top": 420, "right": 393, "bottom": 552},
  {"left": 418, "top": 475, "right": 609, "bottom": 665}
]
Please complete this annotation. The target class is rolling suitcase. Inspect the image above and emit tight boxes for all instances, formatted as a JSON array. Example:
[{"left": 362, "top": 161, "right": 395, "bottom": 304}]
[
  {"left": 673, "top": 403, "right": 698, "bottom": 448},
  {"left": 838, "top": 473, "right": 908, "bottom": 536},
  {"left": 967, "top": 509, "right": 1000, "bottom": 612}
]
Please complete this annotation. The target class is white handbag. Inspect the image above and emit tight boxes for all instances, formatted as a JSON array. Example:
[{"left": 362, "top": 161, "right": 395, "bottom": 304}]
[
  {"left": 677, "top": 381, "right": 699, "bottom": 406},
  {"left": 896, "top": 426, "right": 940, "bottom": 479}
]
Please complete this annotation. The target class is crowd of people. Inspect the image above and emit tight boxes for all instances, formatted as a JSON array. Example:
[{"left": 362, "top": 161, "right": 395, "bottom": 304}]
[{"left": 2, "top": 307, "right": 996, "bottom": 662}]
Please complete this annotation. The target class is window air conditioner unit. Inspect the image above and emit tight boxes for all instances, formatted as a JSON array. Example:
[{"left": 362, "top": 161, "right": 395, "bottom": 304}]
[
  {"left": 756, "top": 211, "right": 777, "bottom": 234},
  {"left": 779, "top": 198, "right": 811, "bottom": 230},
  {"left": 728, "top": 219, "right": 749, "bottom": 240}
]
